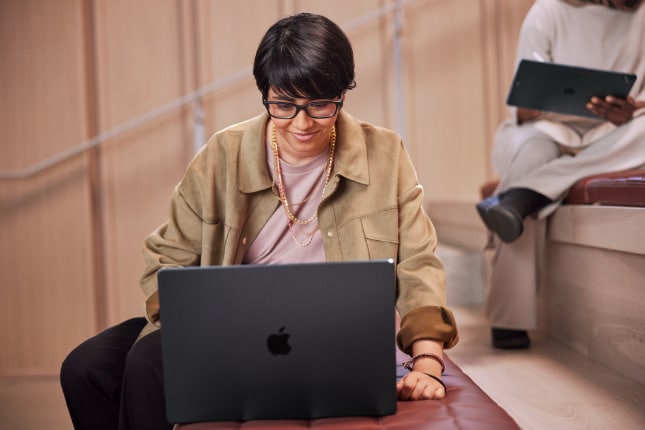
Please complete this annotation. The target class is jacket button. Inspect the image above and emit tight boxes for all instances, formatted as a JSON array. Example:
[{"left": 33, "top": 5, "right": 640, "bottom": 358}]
[
  {"left": 327, "top": 231, "right": 334, "bottom": 237},
  {"left": 242, "top": 237, "right": 248, "bottom": 245}
]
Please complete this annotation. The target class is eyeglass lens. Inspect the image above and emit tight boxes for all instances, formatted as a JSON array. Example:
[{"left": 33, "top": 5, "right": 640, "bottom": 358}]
[{"left": 265, "top": 101, "right": 340, "bottom": 119}]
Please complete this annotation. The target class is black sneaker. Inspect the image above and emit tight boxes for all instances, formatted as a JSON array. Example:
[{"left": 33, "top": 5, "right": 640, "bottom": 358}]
[{"left": 491, "top": 328, "right": 531, "bottom": 349}]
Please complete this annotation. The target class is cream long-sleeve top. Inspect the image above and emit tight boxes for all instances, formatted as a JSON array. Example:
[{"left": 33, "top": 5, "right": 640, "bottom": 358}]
[{"left": 508, "top": 0, "right": 645, "bottom": 148}]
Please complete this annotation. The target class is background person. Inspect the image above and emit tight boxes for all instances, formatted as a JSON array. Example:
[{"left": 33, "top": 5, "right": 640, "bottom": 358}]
[{"left": 476, "top": 0, "right": 645, "bottom": 349}]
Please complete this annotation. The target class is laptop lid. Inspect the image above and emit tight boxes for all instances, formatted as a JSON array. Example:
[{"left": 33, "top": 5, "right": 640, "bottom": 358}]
[
  {"left": 506, "top": 59, "right": 636, "bottom": 118},
  {"left": 158, "top": 260, "right": 397, "bottom": 424}
]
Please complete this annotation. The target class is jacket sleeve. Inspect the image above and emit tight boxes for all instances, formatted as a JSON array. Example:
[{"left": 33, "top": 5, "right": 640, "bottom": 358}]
[
  {"left": 140, "top": 181, "right": 204, "bottom": 325},
  {"left": 393, "top": 142, "right": 459, "bottom": 353}
]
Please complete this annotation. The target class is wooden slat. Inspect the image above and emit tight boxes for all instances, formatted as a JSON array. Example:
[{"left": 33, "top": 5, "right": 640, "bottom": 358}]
[{"left": 0, "top": 0, "right": 97, "bottom": 375}]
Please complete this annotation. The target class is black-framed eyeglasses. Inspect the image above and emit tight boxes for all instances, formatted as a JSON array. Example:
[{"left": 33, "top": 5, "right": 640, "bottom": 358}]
[{"left": 263, "top": 99, "right": 343, "bottom": 119}]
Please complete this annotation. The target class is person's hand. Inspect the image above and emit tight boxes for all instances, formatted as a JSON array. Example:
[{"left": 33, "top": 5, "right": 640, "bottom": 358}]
[
  {"left": 586, "top": 95, "right": 639, "bottom": 126},
  {"left": 396, "top": 371, "right": 446, "bottom": 401},
  {"left": 517, "top": 107, "right": 542, "bottom": 125}
]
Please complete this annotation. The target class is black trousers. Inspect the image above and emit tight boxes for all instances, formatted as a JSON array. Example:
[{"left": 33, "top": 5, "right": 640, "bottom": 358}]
[{"left": 60, "top": 317, "right": 173, "bottom": 430}]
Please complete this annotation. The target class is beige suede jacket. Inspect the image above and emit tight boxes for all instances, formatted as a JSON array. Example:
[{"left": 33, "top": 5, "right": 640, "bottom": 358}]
[{"left": 139, "top": 110, "right": 459, "bottom": 353}]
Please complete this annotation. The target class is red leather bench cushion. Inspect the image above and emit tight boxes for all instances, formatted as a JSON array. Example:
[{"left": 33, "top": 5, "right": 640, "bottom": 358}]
[
  {"left": 564, "top": 169, "right": 645, "bottom": 206},
  {"left": 480, "top": 169, "right": 645, "bottom": 207},
  {"left": 175, "top": 355, "right": 519, "bottom": 430}
]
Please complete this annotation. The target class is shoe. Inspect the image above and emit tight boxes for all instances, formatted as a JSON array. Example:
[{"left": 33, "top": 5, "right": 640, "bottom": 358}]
[
  {"left": 491, "top": 328, "right": 531, "bottom": 349},
  {"left": 476, "top": 195, "right": 524, "bottom": 243}
]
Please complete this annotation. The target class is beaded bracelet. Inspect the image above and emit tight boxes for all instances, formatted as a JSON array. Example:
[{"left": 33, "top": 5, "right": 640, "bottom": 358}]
[{"left": 402, "top": 352, "right": 446, "bottom": 374}]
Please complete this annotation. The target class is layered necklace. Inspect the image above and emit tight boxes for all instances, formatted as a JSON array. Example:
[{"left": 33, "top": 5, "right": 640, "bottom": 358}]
[{"left": 270, "top": 124, "right": 336, "bottom": 247}]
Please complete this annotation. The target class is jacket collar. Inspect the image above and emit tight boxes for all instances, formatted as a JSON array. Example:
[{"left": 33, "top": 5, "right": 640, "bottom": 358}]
[
  {"left": 238, "top": 110, "right": 370, "bottom": 194},
  {"left": 331, "top": 110, "right": 370, "bottom": 186},
  {"left": 237, "top": 113, "right": 272, "bottom": 194}
]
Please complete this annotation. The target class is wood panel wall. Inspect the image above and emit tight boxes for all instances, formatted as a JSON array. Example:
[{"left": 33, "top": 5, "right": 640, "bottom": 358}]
[{"left": 0, "top": 0, "right": 533, "bottom": 375}]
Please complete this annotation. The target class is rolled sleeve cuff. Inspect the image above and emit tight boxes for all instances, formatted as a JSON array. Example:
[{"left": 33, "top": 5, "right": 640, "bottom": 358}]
[
  {"left": 144, "top": 290, "right": 161, "bottom": 327},
  {"left": 397, "top": 305, "right": 459, "bottom": 355}
]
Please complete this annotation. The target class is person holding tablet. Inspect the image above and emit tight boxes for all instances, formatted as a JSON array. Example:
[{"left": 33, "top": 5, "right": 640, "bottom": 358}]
[{"left": 476, "top": 0, "right": 645, "bottom": 349}]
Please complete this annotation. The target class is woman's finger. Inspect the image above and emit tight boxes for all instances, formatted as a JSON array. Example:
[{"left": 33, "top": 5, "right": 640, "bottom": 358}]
[{"left": 398, "top": 372, "right": 446, "bottom": 400}]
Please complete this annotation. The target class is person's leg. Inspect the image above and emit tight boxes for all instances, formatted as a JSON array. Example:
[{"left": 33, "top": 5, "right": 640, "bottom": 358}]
[
  {"left": 479, "top": 127, "right": 560, "bottom": 242},
  {"left": 60, "top": 317, "right": 147, "bottom": 430},
  {"left": 482, "top": 116, "right": 645, "bottom": 242},
  {"left": 485, "top": 218, "right": 546, "bottom": 348},
  {"left": 118, "top": 330, "right": 172, "bottom": 430},
  {"left": 510, "top": 115, "right": 645, "bottom": 199},
  {"left": 483, "top": 117, "right": 645, "bottom": 344}
]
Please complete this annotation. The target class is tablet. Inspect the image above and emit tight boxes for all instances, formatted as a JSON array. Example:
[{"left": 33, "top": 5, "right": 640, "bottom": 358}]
[{"left": 506, "top": 59, "right": 637, "bottom": 118}]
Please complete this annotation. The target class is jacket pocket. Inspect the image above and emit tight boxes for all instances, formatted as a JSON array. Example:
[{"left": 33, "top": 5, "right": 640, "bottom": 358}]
[
  {"left": 361, "top": 208, "right": 399, "bottom": 261},
  {"left": 200, "top": 220, "right": 232, "bottom": 265}
]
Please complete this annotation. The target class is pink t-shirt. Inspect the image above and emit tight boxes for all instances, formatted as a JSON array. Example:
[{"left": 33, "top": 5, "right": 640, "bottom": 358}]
[{"left": 243, "top": 140, "right": 329, "bottom": 264}]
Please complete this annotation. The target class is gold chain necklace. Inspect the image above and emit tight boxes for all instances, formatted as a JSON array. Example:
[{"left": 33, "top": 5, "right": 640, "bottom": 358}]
[
  {"left": 285, "top": 164, "right": 328, "bottom": 207},
  {"left": 271, "top": 125, "right": 336, "bottom": 246}
]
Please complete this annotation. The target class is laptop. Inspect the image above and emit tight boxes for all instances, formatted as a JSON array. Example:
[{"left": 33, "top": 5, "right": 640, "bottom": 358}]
[
  {"left": 506, "top": 59, "right": 637, "bottom": 118},
  {"left": 158, "top": 260, "right": 397, "bottom": 424}
]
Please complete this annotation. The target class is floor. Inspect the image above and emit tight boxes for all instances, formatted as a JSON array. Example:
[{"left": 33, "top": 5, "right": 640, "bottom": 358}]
[
  {"left": 0, "top": 373, "right": 72, "bottom": 429},
  {"left": 447, "top": 305, "right": 645, "bottom": 430},
  {"left": 440, "top": 245, "right": 645, "bottom": 430},
  {"left": 1, "top": 246, "right": 644, "bottom": 429}
]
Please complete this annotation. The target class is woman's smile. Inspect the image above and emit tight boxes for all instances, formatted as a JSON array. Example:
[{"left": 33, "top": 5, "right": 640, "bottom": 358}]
[{"left": 290, "top": 129, "right": 320, "bottom": 143}]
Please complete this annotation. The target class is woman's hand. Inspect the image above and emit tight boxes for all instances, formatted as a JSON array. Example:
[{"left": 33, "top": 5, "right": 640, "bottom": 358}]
[
  {"left": 397, "top": 339, "right": 446, "bottom": 400},
  {"left": 586, "top": 95, "right": 640, "bottom": 126},
  {"left": 397, "top": 370, "right": 446, "bottom": 400}
]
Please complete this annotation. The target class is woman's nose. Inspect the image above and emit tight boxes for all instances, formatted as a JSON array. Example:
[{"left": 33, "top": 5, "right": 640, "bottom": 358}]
[{"left": 291, "top": 108, "right": 315, "bottom": 128}]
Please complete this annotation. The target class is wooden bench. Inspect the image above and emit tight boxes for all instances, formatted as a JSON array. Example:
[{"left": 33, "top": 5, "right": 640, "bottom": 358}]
[{"left": 479, "top": 168, "right": 645, "bottom": 387}]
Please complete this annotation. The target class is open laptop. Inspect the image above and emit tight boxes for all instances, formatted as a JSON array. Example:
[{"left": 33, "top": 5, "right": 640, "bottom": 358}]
[
  {"left": 158, "top": 260, "right": 397, "bottom": 424},
  {"left": 506, "top": 59, "right": 636, "bottom": 118}
]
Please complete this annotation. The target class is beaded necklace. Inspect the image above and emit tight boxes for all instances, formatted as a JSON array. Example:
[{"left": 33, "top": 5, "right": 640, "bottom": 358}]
[{"left": 270, "top": 124, "right": 336, "bottom": 246}]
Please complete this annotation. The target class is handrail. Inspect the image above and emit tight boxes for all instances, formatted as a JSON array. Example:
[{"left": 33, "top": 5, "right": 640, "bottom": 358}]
[
  {"left": 0, "top": 67, "right": 251, "bottom": 180},
  {"left": 0, "top": 0, "right": 413, "bottom": 180}
]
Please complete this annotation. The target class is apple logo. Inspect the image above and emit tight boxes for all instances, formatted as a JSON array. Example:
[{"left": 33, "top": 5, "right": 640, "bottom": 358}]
[{"left": 267, "top": 326, "right": 292, "bottom": 355}]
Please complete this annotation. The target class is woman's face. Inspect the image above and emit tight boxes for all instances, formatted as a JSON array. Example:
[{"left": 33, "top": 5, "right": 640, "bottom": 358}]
[{"left": 266, "top": 88, "right": 342, "bottom": 163}]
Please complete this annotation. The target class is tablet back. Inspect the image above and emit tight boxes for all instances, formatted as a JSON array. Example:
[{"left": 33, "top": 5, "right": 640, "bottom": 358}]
[{"left": 506, "top": 59, "right": 636, "bottom": 118}]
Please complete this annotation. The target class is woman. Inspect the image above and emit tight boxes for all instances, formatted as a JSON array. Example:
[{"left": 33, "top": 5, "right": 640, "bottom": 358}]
[{"left": 60, "top": 13, "right": 459, "bottom": 430}]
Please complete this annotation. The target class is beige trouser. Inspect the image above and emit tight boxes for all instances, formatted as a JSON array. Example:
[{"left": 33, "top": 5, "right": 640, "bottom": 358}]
[
  {"left": 484, "top": 219, "right": 544, "bottom": 330},
  {"left": 485, "top": 115, "right": 645, "bottom": 329}
]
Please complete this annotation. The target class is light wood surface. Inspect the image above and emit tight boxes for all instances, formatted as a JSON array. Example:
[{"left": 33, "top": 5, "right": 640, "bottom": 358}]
[
  {"left": 430, "top": 200, "right": 645, "bottom": 389},
  {"left": 447, "top": 305, "right": 645, "bottom": 430},
  {"left": 548, "top": 205, "right": 645, "bottom": 255},
  {"left": 544, "top": 204, "right": 644, "bottom": 386},
  {"left": 442, "top": 240, "right": 645, "bottom": 429}
]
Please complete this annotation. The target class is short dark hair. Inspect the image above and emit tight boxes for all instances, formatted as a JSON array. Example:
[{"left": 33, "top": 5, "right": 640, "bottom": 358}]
[{"left": 253, "top": 13, "right": 356, "bottom": 100}]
